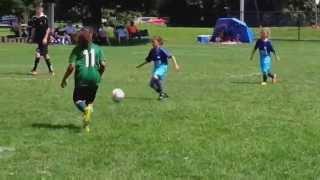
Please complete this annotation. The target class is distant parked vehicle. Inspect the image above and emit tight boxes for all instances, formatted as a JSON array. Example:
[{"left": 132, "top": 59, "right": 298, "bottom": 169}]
[
  {"left": 135, "top": 17, "right": 169, "bottom": 26},
  {"left": 148, "top": 18, "right": 168, "bottom": 26},
  {"left": 0, "top": 15, "right": 18, "bottom": 27}
]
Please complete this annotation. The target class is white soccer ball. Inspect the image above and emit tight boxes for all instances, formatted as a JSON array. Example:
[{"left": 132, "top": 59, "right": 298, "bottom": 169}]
[{"left": 112, "top": 88, "right": 125, "bottom": 102}]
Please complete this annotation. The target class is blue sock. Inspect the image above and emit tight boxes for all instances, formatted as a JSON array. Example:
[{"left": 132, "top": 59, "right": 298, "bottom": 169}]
[{"left": 75, "top": 100, "right": 87, "bottom": 112}]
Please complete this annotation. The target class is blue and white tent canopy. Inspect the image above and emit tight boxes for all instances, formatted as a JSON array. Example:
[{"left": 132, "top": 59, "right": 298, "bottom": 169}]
[{"left": 211, "top": 18, "right": 255, "bottom": 43}]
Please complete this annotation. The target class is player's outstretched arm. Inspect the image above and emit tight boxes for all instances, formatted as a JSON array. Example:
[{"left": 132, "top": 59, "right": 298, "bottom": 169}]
[
  {"left": 270, "top": 43, "right": 279, "bottom": 61},
  {"left": 171, "top": 56, "right": 180, "bottom": 71},
  {"left": 136, "top": 61, "right": 149, "bottom": 68},
  {"left": 271, "top": 45, "right": 280, "bottom": 61},
  {"left": 250, "top": 40, "right": 259, "bottom": 60},
  {"left": 61, "top": 64, "right": 74, "bottom": 88},
  {"left": 272, "top": 51, "right": 280, "bottom": 61},
  {"left": 250, "top": 49, "right": 256, "bottom": 61}
]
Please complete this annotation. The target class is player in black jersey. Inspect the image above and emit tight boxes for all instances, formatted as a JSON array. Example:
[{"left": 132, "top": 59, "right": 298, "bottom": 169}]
[{"left": 30, "top": 4, "right": 54, "bottom": 75}]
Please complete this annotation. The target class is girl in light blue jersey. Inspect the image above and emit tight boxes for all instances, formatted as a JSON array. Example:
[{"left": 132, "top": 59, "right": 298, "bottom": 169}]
[
  {"left": 137, "top": 36, "right": 180, "bottom": 100},
  {"left": 250, "top": 28, "right": 280, "bottom": 85}
]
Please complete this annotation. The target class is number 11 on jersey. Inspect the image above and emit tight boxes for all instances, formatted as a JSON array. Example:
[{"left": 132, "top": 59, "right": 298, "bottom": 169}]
[{"left": 83, "top": 49, "right": 95, "bottom": 67}]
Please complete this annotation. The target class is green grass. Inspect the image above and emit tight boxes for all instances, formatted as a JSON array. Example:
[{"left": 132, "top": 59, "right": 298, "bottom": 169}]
[
  {"left": 0, "top": 28, "right": 13, "bottom": 36},
  {"left": 1, "top": 26, "right": 320, "bottom": 179}
]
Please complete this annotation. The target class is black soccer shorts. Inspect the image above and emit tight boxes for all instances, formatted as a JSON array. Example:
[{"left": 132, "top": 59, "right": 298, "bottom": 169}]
[
  {"left": 36, "top": 42, "right": 48, "bottom": 56},
  {"left": 73, "top": 85, "right": 99, "bottom": 105}
]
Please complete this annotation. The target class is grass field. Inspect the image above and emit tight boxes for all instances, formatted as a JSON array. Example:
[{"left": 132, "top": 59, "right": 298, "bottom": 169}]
[
  {"left": 1, "top": 25, "right": 320, "bottom": 179},
  {"left": 0, "top": 28, "right": 13, "bottom": 36}
]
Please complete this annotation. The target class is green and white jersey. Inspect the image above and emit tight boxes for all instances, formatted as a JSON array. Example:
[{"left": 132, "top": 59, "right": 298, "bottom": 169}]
[{"left": 69, "top": 43, "right": 105, "bottom": 86}]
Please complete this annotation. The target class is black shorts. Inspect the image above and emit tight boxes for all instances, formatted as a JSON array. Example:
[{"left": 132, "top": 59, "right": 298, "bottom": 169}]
[
  {"left": 73, "top": 85, "right": 99, "bottom": 104},
  {"left": 36, "top": 42, "right": 48, "bottom": 56}
]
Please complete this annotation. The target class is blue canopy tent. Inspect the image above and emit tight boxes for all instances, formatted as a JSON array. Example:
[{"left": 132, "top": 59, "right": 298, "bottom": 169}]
[{"left": 211, "top": 18, "right": 255, "bottom": 43}]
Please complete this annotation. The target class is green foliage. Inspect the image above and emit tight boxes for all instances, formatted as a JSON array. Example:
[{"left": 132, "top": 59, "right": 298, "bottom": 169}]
[
  {"left": 0, "top": 0, "right": 24, "bottom": 16},
  {"left": 0, "top": 0, "right": 34, "bottom": 22},
  {"left": 282, "top": 0, "right": 317, "bottom": 25},
  {"left": 102, "top": 9, "right": 142, "bottom": 26},
  {"left": 0, "top": 28, "right": 13, "bottom": 36}
]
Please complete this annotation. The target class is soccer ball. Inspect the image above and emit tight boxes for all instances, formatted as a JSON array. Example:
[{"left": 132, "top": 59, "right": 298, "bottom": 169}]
[{"left": 112, "top": 88, "right": 125, "bottom": 102}]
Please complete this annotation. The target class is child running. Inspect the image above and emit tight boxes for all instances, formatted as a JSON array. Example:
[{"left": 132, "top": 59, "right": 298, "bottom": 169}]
[
  {"left": 137, "top": 36, "right": 180, "bottom": 100},
  {"left": 61, "top": 28, "right": 106, "bottom": 132},
  {"left": 250, "top": 28, "right": 280, "bottom": 85}
]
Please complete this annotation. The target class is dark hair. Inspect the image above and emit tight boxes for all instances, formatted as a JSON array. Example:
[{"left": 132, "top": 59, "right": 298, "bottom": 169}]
[
  {"left": 130, "top": 21, "right": 134, "bottom": 26},
  {"left": 81, "top": 27, "right": 93, "bottom": 33},
  {"left": 152, "top": 36, "right": 164, "bottom": 45},
  {"left": 77, "top": 27, "right": 93, "bottom": 49}
]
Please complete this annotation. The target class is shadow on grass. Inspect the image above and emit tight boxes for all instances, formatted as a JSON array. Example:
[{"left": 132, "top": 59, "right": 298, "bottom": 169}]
[
  {"left": 230, "top": 81, "right": 259, "bottom": 85},
  {"left": 31, "top": 123, "right": 81, "bottom": 133},
  {"left": 0, "top": 72, "right": 31, "bottom": 76},
  {"left": 125, "top": 96, "right": 155, "bottom": 101}
]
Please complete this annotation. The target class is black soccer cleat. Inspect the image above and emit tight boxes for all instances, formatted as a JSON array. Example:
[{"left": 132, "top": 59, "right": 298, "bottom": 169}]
[{"left": 158, "top": 93, "right": 169, "bottom": 101}]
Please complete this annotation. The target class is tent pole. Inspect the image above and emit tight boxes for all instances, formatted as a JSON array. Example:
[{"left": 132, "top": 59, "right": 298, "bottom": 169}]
[{"left": 240, "top": 0, "right": 245, "bottom": 21}]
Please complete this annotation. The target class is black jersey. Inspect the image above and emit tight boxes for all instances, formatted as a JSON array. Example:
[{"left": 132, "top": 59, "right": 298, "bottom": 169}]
[{"left": 31, "top": 15, "right": 49, "bottom": 42}]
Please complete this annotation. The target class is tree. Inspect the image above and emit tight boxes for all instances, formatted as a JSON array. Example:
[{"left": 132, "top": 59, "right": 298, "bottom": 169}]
[
  {"left": 159, "top": 0, "right": 237, "bottom": 26},
  {"left": 55, "top": 0, "right": 161, "bottom": 28},
  {"left": 81, "top": 0, "right": 103, "bottom": 28},
  {"left": 253, "top": 0, "right": 260, "bottom": 24},
  {"left": 0, "top": 0, "right": 24, "bottom": 16},
  {"left": 21, "top": 0, "right": 35, "bottom": 23},
  {"left": 55, "top": 0, "right": 102, "bottom": 28},
  {"left": 0, "top": 0, "right": 35, "bottom": 23}
]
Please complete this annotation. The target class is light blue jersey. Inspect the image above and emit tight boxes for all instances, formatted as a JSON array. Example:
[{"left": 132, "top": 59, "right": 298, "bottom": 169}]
[
  {"left": 254, "top": 39, "right": 275, "bottom": 74},
  {"left": 146, "top": 47, "right": 172, "bottom": 80}
]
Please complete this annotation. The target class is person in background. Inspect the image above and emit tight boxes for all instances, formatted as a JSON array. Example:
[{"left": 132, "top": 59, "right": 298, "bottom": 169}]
[
  {"left": 114, "top": 25, "right": 129, "bottom": 44},
  {"left": 97, "top": 27, "right": 110, "bottom": 45},
  {"left": 127, "top": 21, "right": 140, "bottom": 39},
  {"left": 64, "top": 22, "right": 77, "bottom": 43},
  {"left": 64, "top": 22, "right": 77, "bottom": 36},
  {"left": 21, "top": 28, "right": 28, "bottom": 38},
  {"left": 11, "top": 21, "right": 21, "bottom": 37},
  {"left": 215, "top": 31, "right": 224, "bottom": 42},
  {"left": 30, "top": 4, "right": 54, "bottom": 75},
  {"left": 26, "top": 19, "right": 33, "bottom": 41}
]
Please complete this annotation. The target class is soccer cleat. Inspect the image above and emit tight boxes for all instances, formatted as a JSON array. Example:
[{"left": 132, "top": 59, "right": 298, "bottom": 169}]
[
  {"left": 158, "top": 96, "right": 164, "bottom": 101},
  {"left": 84, "top": 125, "right": 90, "bottom": 133},
  {"left": 162, "top": 93, "right": 169, "bottom": 98},
  {"left": 83, "top": 105, "right": 93, "bottom": 132},
  {"left": 158, "top": 93, "right": 169, "bottom": 101},
  {"left": 30, "top": 71, "right": 38, "bottom": 75},
  {"left": 261, "top": 82, "right": 267, "bottom": 86},
  {"left": 272, "top": 74, "right": 277, "bottom": 84}
]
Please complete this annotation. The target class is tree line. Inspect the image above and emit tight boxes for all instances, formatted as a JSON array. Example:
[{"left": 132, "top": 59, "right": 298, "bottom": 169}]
[{"left": 0, "top": 0, "right": 318, "bottom": 26}]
